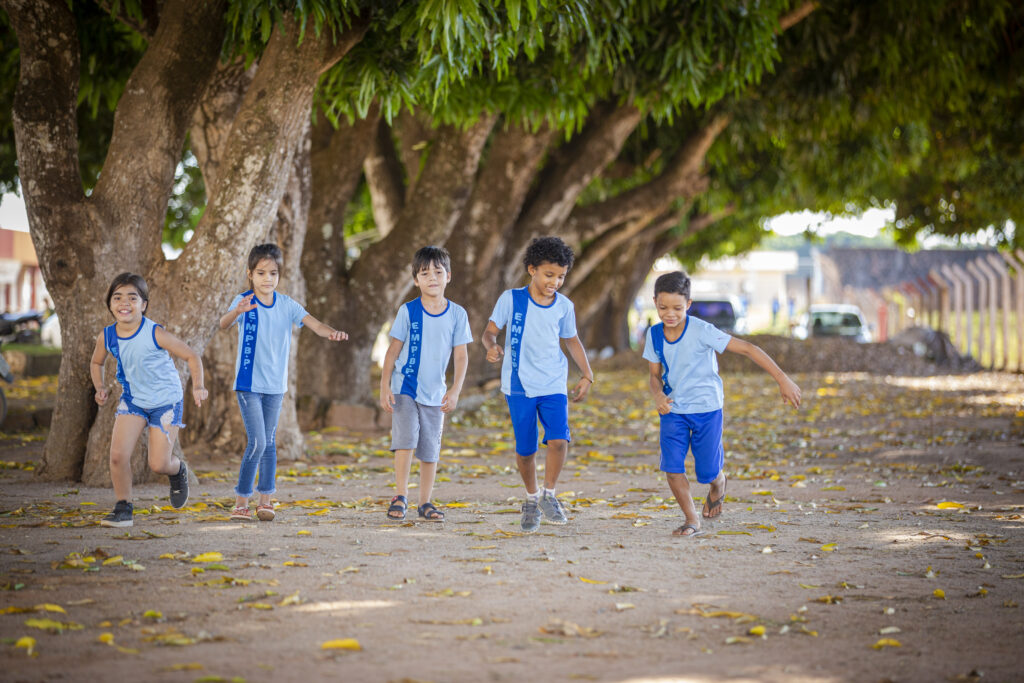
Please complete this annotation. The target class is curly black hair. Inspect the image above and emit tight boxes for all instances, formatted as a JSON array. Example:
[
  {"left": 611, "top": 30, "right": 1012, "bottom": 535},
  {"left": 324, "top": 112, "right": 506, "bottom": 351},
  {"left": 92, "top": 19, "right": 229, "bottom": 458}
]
[
  {"left": 653, "top": 271, "right": 691, "bottom": 299},
  {"left": 523, "top": 236, "right": 574, "bottom": 271}
]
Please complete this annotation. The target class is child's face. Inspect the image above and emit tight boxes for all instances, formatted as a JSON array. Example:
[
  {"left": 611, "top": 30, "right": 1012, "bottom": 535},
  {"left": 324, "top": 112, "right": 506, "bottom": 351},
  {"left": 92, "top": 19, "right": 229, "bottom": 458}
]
[
  {"left": 248, "top": 258, "right": 280, "bottom": 298},
  {"left": 654, "top": 291, "right": 690, "bottom": 329},
  {"left": 413, "top": 261, "right": 451, "bottom": 297},
  {"left": 109, "top": 284, "right": 146, "bottom": 323},
  {"left": 527, "top": 261, "right": 568, "bottom": 298}
]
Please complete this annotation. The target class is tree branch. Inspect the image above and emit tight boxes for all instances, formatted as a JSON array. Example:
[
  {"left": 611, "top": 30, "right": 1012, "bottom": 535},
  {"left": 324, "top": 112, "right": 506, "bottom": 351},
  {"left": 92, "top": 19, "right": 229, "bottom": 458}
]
[
  {"left": 363, "top": 119, "right": 406, "bottom": 237},
  {"left": 778, "top": 2, "right": 818, "bottom": 32}
]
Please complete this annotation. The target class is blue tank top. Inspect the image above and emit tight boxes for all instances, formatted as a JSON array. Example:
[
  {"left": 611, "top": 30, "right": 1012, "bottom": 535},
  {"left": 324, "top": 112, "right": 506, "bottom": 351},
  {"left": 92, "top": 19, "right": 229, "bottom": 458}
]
[{"left": 104, "top": 317, "right": 183, "bottom": 409}]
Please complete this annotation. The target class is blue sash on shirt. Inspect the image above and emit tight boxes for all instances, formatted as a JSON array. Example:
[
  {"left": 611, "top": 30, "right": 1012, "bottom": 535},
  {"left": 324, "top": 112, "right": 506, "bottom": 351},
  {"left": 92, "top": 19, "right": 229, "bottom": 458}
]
[
  {"left": 508, "top": 288, "right": 529, "bottom": 396},
  {"left": 104, "top": 324, "right": 134, "bottom": 402},
  {"left": 399, "top": 299, "right": 424, "bottom": 398},
  {"left": 235, "top": 289, "right": 258, "bottom": 392},
  {"left": 650, "top": 323, "right": 673, "bottom": 395}
]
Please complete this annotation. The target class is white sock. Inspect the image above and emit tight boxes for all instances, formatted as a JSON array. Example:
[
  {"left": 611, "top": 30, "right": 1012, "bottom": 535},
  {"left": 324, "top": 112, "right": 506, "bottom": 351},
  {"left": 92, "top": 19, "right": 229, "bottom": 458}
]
[
  {"left": 526, "top": 490, "right": 540, "bottom": 501},
  {"left": 543, "top": 487, "right": 556, "bottom": 497}
]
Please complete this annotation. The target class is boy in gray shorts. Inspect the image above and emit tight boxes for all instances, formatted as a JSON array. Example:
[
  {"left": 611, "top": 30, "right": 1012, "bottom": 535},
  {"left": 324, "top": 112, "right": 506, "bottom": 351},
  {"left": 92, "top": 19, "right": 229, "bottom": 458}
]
[{"left": 379, "top": 246, "right": 472, "bottom": 522}]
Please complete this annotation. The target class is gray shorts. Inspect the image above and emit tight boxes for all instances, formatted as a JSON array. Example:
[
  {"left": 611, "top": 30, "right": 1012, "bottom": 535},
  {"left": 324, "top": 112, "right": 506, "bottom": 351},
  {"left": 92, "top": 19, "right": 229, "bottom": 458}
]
[{"left": 390, "top": 394, "right": 444, "bottom": 463}]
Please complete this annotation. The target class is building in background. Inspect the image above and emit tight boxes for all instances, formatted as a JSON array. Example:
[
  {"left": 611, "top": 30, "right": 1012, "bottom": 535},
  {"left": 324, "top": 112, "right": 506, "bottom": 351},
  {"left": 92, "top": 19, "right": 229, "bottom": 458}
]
[{"left": 0, "top": 228, "right": 48, "bottom": 313}]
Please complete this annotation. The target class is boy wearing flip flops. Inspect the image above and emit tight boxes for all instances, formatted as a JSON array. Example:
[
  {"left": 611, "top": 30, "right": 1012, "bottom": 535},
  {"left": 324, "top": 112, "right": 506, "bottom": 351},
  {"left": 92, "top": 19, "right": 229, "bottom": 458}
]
[
  {"left": 380, "top": 246, "right": 472, "bottom": 523},
  {"left": 644, "top": 271, "right": 801, "bottom": 537}
]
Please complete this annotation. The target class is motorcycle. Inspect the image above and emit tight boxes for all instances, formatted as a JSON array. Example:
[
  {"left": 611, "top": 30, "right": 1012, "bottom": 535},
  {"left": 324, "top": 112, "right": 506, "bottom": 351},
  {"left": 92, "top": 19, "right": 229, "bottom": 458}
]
[{"left": 0, "top": 343, "right": 12, "bottom": 426}]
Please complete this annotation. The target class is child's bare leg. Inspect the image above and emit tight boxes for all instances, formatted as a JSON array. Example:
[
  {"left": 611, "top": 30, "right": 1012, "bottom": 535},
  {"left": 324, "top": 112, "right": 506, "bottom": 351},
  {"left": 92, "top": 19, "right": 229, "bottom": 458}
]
[
  {"left": 703, "top": 470, "right": 727, "bottom": 519},
  {"left": 110, "top": 414, "right": 147, "bottom": 502},
  {"left": 146, "top": 425, "right": 181, "bottom": 476},
  {"left": 417, "top": 460, "right": 437, "bottom": 506},
  {"left": 666, "top": 472, "right": 701, "bottom": 534},
  {"left": 542, "top": 439, "right": 568, "bottom": 489},
  {"left": 516, "top": 453, "right": 539, "bottom": 494},
  {"left": 387, "top": 449, "right": 413, "bottom": 519}
]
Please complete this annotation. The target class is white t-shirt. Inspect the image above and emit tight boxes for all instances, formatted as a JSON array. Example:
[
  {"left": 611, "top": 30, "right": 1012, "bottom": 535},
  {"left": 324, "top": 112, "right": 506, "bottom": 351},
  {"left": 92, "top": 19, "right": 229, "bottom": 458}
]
[{"left": 389, "top": 298, "right": 473, "bottom": 406}]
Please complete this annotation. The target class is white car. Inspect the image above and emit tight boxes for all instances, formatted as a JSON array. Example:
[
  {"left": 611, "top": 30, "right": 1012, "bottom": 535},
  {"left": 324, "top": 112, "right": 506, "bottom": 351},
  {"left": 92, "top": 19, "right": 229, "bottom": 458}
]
[{"left": 793, "top": 304, "right": 872, "bottom": 343}]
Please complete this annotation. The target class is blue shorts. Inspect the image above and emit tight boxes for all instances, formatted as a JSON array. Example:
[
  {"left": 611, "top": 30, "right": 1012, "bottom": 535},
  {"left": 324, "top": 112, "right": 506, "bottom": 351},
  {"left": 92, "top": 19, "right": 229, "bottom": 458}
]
[
  {"left": 505, "top": 393, "right": 570, "bottom": 456},
  {"left": 659, "top": 409, "right": 724, "bottom": 483},
  {"left": 116, "top": 397, "right": 185, "bottom": 438}
]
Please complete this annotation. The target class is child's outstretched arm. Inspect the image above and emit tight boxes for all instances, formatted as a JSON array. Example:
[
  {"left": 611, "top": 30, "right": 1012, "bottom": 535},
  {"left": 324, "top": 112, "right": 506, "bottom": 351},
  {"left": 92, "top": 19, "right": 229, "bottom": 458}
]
[
  {"left": 90, "top": 332, "right": 110, "bottom": 406},
  {"left": 442, "top": 344, "right": 469, "bottom": 413},
  {"left": 725, "top": 338, "right": 801, "bottom": 408},
  {"left": 482, "top": 321, "right": 504, "bottom": 363},
  {"left": 155, "top": 327, "right": 208, "bottom": 407},
  {"left": 564, "top": 335, "right": 594, "bottom": 402},
  {"left": 301, "top": 314, "right": 348, "bottom": 341},
  {"left": 220, "top": 294, "right": 256, "bottom": 329},
  {"left": 647, "top": 361, "right": 673, "bottom": 414},
  {"left": 379, "top": 338, "right": 403, "bottom": 413}
]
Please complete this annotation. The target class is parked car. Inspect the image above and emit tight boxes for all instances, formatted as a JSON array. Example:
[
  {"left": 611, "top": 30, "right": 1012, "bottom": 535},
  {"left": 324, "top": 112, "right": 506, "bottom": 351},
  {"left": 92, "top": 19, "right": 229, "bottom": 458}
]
[
  {"left": 688, "top": 295, "right": 747, "bottom": 334},
  {"left": 792, "top": 304, "right": 873, "bottom": 343}
]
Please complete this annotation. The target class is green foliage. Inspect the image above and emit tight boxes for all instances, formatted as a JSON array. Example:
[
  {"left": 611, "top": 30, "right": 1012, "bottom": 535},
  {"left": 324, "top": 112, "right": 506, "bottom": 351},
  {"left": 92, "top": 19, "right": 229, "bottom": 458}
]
[{"left": 162, "top": 151, "right": 206, "bottom": 250}]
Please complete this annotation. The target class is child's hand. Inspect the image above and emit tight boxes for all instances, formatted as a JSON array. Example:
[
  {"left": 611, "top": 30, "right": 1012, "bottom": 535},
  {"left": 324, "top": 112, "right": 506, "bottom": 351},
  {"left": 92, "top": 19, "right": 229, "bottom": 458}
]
[
  {"left": 94, "top": 387, "right": 108, "bottom": 406},
  {"left": 380, "top": 386, "right": 396, "bottom": 413},
  {"left": 441, "top": 389, "right": 460, "bottom": 413},
  {"left": 486, "top": 345, "right": 504, "bottom": 363},
  {"left": 193, "top": 386, "right": 208, "bottom": 407},
  {"left": 779, "top": 376, "right": 801, "bottom": 408},
  {"left": 571, "top": 377, "right": 592, "bottom": 402},
  {"left": 655, "top": 393, "right": 673, "bottom": 415},
  {"left": 325, "top": 328, "right": 348, "bottom": 342},
  {"left": 235, "top": 294, "right": 257, "bottom": 315}
]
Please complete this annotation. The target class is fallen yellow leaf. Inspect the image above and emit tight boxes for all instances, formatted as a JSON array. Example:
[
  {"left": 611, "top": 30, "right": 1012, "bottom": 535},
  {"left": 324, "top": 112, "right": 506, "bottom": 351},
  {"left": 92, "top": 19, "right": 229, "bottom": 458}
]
[
  {"left": 873, "top": 638, "right": 902, "bottom": 649},
  {"left": 102, "top": 555, "right": 123, "bottom": 566},
  {"left": 821, "top": 543, "right": 838, "bottom": 552},
  {"left": 14, "top": 636, "right": 35, "bottom": 655},
  {"left": 321, "top": 638, "right": 361, "bottom": 651},
  {"left": 191, "top": 552, "right": 223, "bottom": 563},
  {"left": 936, "top": 501, "right": 964, "bottom": 509},
  {"left": 578, "top": 576, "right": 608, "bottom": 585},
  {"left": 34, "top": 604, "right": 65, "bottom": 614},
  {"left": 933, "top": 589, "right": 946, "bottom": 599},
  {"left": 748, "top": 625, "right": 766, "bottom": 637},
  {"left": 98, "top": 633, "right": 115, "bottom": 644}
]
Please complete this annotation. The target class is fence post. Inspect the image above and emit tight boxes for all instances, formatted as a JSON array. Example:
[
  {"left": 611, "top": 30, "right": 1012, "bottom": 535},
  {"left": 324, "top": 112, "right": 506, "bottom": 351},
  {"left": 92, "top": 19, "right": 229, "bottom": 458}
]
[
  {"left": 986, "top": 254, "right": 1011, "bottom": 370},
  {"left": 941, "top": 264, "right": 964, "bottom": 351},
  {"left": 952, "top": 263, "right": 974, "bottom": 359},
  {"left": 929, "top": 269, "right": 951, "bottom": 336},
  {"left": 1004, "top": 250, "right": 1024, "bottom": 372},
  {"left": 976, "top": 258, "right": 999, "bottom": 369}
]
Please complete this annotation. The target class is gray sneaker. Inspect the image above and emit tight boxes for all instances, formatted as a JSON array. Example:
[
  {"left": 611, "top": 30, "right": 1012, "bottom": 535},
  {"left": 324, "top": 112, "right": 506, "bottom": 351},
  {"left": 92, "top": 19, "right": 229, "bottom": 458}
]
[
  {"left": 100, "top": 500, "right": 133, "bottom": 528},
  {"left": 169, "top": 462, "right": 189, "bottom": 509},
  {"left": 521, "top": 498, "right": 541, "bottom": 533},
  {"left": 539, "top": 491, "right": 568, "bottom": 525}
]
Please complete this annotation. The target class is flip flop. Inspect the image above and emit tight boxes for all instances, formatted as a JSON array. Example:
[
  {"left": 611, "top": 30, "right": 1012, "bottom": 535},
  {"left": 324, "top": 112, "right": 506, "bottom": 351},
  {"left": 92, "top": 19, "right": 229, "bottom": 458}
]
[
  {"left": 672, "top": 523, "right": 704, "bottom": 537},
  {"left": 702, "top": 475, "right": 727, "bottom": 519}
]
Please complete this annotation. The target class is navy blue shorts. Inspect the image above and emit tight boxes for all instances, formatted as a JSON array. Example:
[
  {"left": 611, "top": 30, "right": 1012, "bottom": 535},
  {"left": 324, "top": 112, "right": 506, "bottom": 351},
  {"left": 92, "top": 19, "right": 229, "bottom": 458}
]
[
  {"left": 505, "top": 393, "right": 570, "bottom": 456},
  {"left": 659, "top": 409, "right": 724, "bottom": 483},
  {"left": 116, "top": 397, "right": 184, "bottom": 438}
]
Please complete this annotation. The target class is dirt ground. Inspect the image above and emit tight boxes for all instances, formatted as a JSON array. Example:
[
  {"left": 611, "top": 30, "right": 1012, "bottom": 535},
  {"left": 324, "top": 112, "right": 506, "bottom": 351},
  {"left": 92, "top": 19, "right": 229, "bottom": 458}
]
[{"left": 2, "top": 360, "right": 1024, "bottom": 683}]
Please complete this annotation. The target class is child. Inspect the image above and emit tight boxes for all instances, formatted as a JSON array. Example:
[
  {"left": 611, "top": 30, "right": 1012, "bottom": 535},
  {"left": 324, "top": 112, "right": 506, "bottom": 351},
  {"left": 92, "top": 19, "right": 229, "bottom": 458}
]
[
  {"left": 643, "top": 271, "right": 801, "bottom": 537},
  {"left": 220, "top": 244, "right": 348, "bottom": 522},
  {"left": 379, "top": 246, "right": 472, "bottom": 522},
  {"left": 91, "top": 273, "right": 208, "bottom": 528},
  {"left": 482, "top": 236, "right": 594, "bottom": 533}
]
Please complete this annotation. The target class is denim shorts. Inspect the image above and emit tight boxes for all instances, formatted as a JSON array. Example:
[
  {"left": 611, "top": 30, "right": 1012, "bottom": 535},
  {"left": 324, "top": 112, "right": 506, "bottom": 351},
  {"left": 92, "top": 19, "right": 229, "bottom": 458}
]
[
  {"left": 116, "top": 397, "right": 185, "bottom": 438},
  {"left": 390, "top": 394, "right": 444, "bottom": 463}
]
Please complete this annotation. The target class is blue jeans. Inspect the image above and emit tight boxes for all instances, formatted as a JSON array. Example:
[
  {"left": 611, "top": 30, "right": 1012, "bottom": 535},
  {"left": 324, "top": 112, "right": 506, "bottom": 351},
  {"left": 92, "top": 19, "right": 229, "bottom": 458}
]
[{"left": 234, "top": 391, "right": 284, "bottom": 497}]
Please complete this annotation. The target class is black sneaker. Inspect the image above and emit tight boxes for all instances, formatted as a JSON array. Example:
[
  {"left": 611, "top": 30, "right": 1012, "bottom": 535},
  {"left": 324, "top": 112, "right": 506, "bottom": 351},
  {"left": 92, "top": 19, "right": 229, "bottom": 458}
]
[
  {"left": 101, "top": 500, "right": 133, "bottom": 528},
  {"left": 169, "top": 461, "right": 189, "bottom": 509}
]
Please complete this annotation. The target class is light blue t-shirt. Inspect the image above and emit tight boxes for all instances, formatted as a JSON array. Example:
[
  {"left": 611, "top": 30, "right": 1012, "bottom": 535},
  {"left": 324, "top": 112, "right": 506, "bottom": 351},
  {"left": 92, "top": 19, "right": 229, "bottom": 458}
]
[
  {"left": 642, "top": 316, "right": 731, "bottom": 414},
  {"left": 104, "top": 317, "right": 183, "bottom": 409},
  {"left": 228, "top": 290, "right": 307, "bottom": 394},
  {"left": 489, "top": 287, "right": 578, "bottom": 398},
  {"left": 389, "top": 298, "right": 473, "bottom": 407}
]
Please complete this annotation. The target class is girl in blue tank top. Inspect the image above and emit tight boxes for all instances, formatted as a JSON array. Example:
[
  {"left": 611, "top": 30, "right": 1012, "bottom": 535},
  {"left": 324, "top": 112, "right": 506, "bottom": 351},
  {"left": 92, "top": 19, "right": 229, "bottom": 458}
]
[{"left": 90, "top": 273, "right": 208, "bottom": 528}]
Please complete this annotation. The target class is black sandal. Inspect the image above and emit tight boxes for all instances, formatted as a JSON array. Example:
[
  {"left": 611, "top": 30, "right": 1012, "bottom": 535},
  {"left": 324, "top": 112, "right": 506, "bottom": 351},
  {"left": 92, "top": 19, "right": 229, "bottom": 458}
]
[
  {"left": 417, "top": 502, "right": 445, "bottom": 522},
  {"left": 386, "top": 495, "right": 407, "bottom": 521}
]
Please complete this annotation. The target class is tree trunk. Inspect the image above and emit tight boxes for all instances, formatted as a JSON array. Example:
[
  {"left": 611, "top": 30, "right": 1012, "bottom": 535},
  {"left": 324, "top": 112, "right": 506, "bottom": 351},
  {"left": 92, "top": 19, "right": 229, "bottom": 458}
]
[
  {"left": 300, "top": 115, "right": 498, "bottom": 426},
  {"left": 6, "top": 0, "right": 366, "bottom": 481}
]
